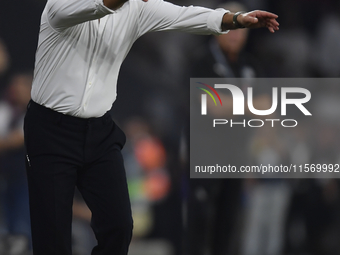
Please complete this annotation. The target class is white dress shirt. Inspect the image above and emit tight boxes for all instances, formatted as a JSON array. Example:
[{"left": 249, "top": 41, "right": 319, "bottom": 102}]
[{"left": 31, "top": 0, "right": 229, "bottom": 118}]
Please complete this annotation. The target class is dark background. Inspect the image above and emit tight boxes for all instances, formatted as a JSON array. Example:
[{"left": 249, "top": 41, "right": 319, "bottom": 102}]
[{"left": 1, "top": 0, "right": 340, "bottom": 255}]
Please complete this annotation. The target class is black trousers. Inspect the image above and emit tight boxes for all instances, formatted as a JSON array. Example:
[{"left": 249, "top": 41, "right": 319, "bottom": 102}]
[{"left": 24, "top": 100, "right": 133, "bottom": 255}]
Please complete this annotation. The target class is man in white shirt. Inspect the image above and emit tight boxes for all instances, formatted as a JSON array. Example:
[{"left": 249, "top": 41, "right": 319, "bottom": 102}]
[{"left": 24, "top": 0, "right": 278, "bottom": 254}]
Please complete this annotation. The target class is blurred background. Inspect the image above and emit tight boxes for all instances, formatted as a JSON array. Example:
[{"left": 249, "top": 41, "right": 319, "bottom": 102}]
[{"left": 1, "top": 0, "right": 340, "bottom": 254}]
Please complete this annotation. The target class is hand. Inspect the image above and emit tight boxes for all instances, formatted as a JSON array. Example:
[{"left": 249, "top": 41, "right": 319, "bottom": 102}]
[{"left": 238, "top": 11, "right": 279, "bottom": 33}]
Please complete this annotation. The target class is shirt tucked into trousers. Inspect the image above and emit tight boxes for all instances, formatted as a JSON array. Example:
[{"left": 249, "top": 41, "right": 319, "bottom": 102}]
[{"left": 24, "top": 100, "right": 131, "bottom": 255}]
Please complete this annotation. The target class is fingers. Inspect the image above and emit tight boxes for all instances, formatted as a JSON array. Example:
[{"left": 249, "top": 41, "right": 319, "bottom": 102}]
[
  {"left": 270, "top": 19, "right": 280, "bottom": 27},
  {"left": 256, "top": 10, "right": 278, "bottom": 19},
  {"left": 257, "top": 12, "right": 279, "bottom": 32},
  {"left": 266, "top": 20, "right": 279, "bottom": 33},
  {"left": 268, "top": 19, "right": 279, "bottom": 31},
  {"left": 270, "top": 19, "right": 279, "bottom": 27},
  {"left": 241, "top": 10, "right": 279, "bottom": 32},
  {"left": 268, "top": 27, "right": 275, "bottom": 33}
]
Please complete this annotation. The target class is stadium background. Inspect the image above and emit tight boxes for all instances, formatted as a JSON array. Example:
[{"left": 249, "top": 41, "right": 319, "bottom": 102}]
[{"left": 1, "top": 0, "right": 340, "bottom": 254}]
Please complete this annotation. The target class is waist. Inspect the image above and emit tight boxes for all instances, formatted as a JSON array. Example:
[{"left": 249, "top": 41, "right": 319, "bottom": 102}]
[{"left": 27, "top": 100, "right": 112, "bottom": 127}]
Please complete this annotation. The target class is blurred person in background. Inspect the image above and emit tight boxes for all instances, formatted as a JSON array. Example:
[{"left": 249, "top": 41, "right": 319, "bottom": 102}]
[
  {"left": 0, "top": 72, "right": 32, "bottom": 255},
  {"left": 313, "top": 12, "right": 340, "bottom": 77},
  {"left": 242, "top": 124, "right": 291, "bottom": 255},
  {"left": 290, "top": 85, "right": 340, "bottom": 255},
  {"left": 192, "top": 2, "right": 264, "bottom": 79},
  {"left": 188, "top": 2, "right": 276, "bottom": 255},
  {"left": 122, "top": 117, "right": 174, "bottom": 255}
]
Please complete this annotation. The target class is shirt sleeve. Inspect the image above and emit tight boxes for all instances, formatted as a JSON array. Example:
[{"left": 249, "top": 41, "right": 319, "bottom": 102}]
[
  {"left": 136, "top": 0, "right": 229, "bottom": 38},
  {"left": 45, "top": 0, "right": 114, "bottom": 32}
]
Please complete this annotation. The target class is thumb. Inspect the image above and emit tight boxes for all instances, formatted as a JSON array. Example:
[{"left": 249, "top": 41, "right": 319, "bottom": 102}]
[
  {"left": 248, "top": 16, "right": 258, "bottom": 23},
  {"left": 243, "top": 15, "right": 259, "bottom": 24}
]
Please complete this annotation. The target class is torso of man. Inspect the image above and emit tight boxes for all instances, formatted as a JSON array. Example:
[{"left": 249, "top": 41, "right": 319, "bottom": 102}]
[
  {"left": 31, "top": 1, "right": 141, "bottom": 117},
  {"left": 31, "top": 0, "right": 228, "bottom": 118}
]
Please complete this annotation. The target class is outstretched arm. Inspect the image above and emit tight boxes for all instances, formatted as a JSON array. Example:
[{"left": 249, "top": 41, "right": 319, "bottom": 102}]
[
  {"left": 222, "top": 11, "right": 279, "bottom": 33},
  {"left": 136, "top": 0, "right": 279, "bottom": 38}
]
